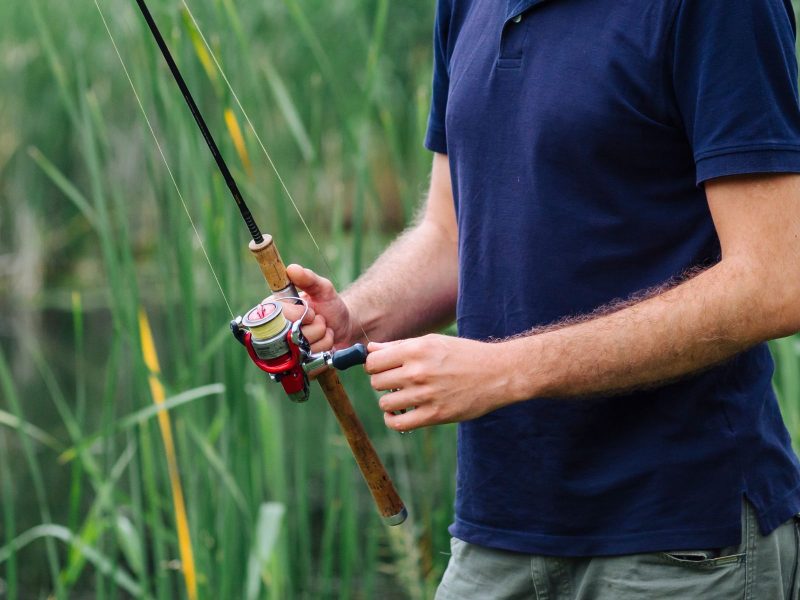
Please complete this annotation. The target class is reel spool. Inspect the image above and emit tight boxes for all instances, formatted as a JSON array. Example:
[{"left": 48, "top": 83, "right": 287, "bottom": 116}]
[{"left": 243, "top": 301, "right": 293, "bottom": 359}]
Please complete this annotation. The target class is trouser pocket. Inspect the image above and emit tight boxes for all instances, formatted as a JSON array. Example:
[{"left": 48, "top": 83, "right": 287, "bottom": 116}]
[{"left": 658, "top": 549, "right": 745, "bottom": 568}]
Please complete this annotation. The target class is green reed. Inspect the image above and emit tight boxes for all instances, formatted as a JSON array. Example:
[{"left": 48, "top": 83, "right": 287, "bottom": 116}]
[
  {"left": 0, "top": 0, "right": 450, "bottom": 597},
  {"left": 5, "top": 1, "right": 800, "bottom": 598}
]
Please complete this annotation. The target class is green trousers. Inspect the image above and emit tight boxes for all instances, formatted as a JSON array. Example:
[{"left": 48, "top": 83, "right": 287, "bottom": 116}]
[{"left": 435, "top": 501, "right": 799, "bottom": 599}]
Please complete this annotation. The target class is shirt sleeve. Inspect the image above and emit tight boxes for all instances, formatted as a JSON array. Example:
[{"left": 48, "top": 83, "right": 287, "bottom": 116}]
[
  {"left": 424, "top": 0, "right": 451, "bottom": 154},
  {"left": 671, "top": 0, "right": 800, "bottom": 185}
]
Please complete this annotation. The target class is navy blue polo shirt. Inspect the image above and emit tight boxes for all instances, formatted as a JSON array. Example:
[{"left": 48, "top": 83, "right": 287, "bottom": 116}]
[{"left": 426, "top": 0, "right": 800, "bottom": 555}]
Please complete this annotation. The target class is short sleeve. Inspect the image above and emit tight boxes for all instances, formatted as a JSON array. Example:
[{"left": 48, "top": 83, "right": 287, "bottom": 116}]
[
  {"left": 424, "top": 0, "right": 451, "bottom": 154},
  {"left": 671, "top": 0, "right": 800, "bottom": 185}
]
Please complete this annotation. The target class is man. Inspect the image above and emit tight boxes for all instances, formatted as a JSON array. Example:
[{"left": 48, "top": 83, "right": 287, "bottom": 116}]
[{"left": 285, "top": 0, "right": 800, "bottom": 597}]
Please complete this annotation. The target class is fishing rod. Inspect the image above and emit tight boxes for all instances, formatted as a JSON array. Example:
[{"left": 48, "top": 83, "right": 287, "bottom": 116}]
[{"left": 132, "top": 0, "right": 407, "bottom": 526}]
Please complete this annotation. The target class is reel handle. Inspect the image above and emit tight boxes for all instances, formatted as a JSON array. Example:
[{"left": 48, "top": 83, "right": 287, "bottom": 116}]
[
  {"left": 248, "top": 236, "right": 407, "bottom": 526},
  {"left": 332, "top": 343, "right": 369, "bottom": 371}
]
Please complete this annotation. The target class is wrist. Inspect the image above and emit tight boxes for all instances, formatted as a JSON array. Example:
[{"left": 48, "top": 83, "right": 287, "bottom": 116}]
[
  {"left": 498, "top": 335, "right": 552, "bottom": 404},
  {"left": 339, "top": 295, "right": 367, "bottom": 346}
]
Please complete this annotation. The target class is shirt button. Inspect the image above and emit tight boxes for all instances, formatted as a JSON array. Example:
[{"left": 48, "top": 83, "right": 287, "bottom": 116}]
[{"left": 512, "top": 14, "right": 522, "bottom": 23}]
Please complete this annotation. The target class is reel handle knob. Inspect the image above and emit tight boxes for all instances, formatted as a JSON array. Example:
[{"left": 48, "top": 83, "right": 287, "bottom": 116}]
[{"left": 331, "top": 343, "right": 368, "bottom": 371}]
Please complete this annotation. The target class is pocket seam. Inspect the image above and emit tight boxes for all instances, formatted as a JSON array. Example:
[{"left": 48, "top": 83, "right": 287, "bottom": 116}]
[{"left": 658, "top": 551, "right": 746, "bottom": 569}]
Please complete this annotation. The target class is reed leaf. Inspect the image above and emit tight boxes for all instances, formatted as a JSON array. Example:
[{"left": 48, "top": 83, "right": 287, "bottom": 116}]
[
  {"left": 0, "top": 524, "right": 142, "bottom": 597},
  {"left": 245, "top": 502, "right": 285, "bottom": 600},
  {"left": 138, "top": 308, "right": 198, "bottom": 600}
]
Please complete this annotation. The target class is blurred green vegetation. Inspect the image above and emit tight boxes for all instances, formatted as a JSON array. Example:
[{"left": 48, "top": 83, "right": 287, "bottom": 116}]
[
  {"left": 0, "top": 0, "right": 453, "bottom": 597},
  {"left": 2, "top": 0, "right": 800, "bottom": 599}
]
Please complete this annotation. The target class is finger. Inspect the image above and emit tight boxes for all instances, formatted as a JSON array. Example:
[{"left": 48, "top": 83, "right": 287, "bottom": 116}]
[
  {"left": 367, "top": 340, "right": 403, "bottom": 352},
  {"left": 300, "top": 305, "right": 317, "bottom": 325},
  {"left": 310, "top": 328, "right": 334, "bottom": 353},
  {"left": 300, "top": 319, "right": 328, "bottom": 344},
  {"left": 370, "top": 368, "right": 407, "bottom": 392},
  {"left": 302, "top": 313, "right": 326, "bottom": 333},
  {"left": 286, "top": 264, "right": 337, "bottom": 301},
  {"left": 384, "top": 404, "right": 431, "bottom": 432},
  {"left": 378, "top": 388, "right": 417, "bottom": 412},
  {"left": 365, "top": 343, "right": 406, "bottom": 374},
  {"left": 273, "top": 300, "right": 315, "bottom": 324},
  {"left": 285, "top": 263, "right": 311, "bottom": 288}
]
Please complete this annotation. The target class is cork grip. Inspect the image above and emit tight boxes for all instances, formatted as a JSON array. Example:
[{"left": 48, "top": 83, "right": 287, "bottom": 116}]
[
  {"left": 249, "top": 236, "right": 292, "bottom": 292},
  {"left": 248, "top": 236, "right": 407, "bottom": 525}
]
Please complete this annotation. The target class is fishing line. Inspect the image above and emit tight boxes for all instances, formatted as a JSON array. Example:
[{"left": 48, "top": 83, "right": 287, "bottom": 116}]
[
  {"left": 94, "top": 0, "right": 235, "bottom": 318},
  {"left": 181, "top": 0, "right": 372, "bottom": 343}
]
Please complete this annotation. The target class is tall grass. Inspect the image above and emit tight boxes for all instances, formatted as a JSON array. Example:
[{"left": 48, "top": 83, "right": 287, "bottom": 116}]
[
  {"left": 3, "top": 0, "right": 800, "bottom": 598},
  {"left": 1, "top": 0, "right": 451, "bottom": 597}
]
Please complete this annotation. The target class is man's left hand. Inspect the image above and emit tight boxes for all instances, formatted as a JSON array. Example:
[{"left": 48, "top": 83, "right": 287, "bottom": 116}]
[{"left": 366, "top": 335, "right": 517, "bottom": 431}]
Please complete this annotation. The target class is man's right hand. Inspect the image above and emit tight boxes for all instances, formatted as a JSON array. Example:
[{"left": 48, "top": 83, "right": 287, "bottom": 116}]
[{"left": 274, "top": 264, "right": 356, "bottom": 351}]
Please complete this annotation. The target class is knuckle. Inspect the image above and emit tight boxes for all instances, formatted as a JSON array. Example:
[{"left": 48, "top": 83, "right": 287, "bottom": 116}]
[
  {"left": 407, "top": 366, "right": 427, "bottom": 385},
  {"left": 318, "top": 277, "right": 336, "bottom": 296},
  {"left": 411, "top": 340, "right": 428, "bottom": 358}
]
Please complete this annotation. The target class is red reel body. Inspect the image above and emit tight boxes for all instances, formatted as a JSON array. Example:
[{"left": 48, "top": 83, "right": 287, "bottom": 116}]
[{"left": 243, "top": 329, "right": 307, "bottom": 396}]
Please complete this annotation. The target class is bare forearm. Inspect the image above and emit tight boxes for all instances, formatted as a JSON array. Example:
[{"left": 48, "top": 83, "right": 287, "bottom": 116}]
[
  {"left": 341, "top": 153, "right": 458, "bottom": 344},
  {"left": 506, "top": 256, "right": 798, "bottom": 402},
  {"left": 343, "top": 219, "right": 458, "bottom": 343}
]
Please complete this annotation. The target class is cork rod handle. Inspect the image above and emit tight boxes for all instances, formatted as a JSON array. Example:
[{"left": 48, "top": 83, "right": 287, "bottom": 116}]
[
  {"left": 249, "top": 235, "right": 293, "bottom": 292},
  {"left": 248, "top": 236, "right": 407, "bottom": 525}
]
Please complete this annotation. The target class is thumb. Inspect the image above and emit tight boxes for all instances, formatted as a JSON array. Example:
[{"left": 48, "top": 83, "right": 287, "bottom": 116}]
[{"left": 286, "top": 264, "right": 337, "bottom": 301}]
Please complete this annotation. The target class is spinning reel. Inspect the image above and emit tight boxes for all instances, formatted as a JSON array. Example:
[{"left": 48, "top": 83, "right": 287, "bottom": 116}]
[{"left": 230, "top": 298, "right": 369, "bottom": 403}]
